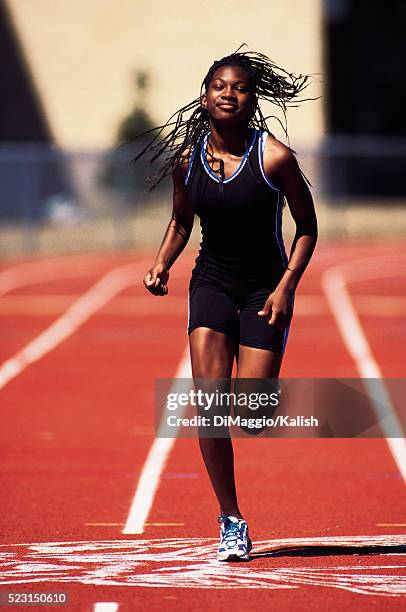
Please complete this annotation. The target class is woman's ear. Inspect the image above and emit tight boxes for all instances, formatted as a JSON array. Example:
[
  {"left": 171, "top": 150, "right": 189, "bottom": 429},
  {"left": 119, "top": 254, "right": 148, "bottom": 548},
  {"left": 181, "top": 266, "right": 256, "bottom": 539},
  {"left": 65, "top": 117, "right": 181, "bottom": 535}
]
[{"left": 201, "top": 94, "right": 207, "bottom": 110}]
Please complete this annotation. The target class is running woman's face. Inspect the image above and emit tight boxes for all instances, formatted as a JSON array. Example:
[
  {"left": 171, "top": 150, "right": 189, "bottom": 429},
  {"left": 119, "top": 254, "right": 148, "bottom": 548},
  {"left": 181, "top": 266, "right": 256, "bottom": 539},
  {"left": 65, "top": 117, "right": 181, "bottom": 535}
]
[{"left": 202, "top": 65, "right": 256, "bottom": 125}]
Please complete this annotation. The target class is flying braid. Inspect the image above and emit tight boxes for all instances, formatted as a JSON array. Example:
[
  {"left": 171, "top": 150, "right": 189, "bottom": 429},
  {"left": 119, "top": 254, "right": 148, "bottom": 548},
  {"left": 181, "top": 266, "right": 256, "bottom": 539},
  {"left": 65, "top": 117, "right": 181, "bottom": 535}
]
[{"left": 127, "top": 43, "right": 314, "bottom": 190}]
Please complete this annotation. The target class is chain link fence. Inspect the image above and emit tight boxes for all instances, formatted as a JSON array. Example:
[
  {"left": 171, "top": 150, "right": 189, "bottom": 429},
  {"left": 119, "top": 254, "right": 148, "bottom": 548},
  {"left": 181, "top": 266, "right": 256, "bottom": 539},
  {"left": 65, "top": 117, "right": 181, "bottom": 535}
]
[{"left": 0, "top": 139, "right": 405, "bottom": 259}]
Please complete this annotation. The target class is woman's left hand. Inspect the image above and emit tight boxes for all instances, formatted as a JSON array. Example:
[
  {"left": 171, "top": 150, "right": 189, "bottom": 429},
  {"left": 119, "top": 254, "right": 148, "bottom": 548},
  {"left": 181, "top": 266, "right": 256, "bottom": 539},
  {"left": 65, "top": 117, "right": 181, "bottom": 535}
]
[{"left": 258, "top": 288, "right": 294, "bottom": 331}]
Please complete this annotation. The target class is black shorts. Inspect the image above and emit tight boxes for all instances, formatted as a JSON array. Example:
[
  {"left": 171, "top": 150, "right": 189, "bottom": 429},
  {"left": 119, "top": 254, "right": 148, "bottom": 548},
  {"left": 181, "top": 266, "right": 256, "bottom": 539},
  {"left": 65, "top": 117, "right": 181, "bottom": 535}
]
[{"left": 187, "top": 252, "right": 294, "bottom": 354}]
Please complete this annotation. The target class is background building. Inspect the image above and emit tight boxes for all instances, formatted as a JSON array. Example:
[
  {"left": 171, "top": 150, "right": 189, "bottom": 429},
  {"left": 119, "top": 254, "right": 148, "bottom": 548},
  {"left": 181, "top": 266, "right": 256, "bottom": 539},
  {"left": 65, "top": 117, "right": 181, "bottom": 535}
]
[
  {"left": 3, "top": 0, "right": 324, "bottom": 149},
  {"left": 0, "top": 0, "right": 405, "bottom": 255}
]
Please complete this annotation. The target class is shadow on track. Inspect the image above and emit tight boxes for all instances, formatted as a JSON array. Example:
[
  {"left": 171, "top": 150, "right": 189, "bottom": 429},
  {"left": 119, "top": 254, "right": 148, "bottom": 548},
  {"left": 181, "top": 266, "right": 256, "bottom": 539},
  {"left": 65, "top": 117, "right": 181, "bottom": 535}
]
[{"left": 249, "top": 543, "right": 406, "bottom": 560}]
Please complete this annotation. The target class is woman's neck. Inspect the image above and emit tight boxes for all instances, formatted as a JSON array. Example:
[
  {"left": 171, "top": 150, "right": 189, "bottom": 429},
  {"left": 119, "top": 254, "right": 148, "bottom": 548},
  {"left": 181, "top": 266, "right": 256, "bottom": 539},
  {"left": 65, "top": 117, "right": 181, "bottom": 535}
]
[{"left": 207, "top": 122, "right": 251, "bottom": 157}]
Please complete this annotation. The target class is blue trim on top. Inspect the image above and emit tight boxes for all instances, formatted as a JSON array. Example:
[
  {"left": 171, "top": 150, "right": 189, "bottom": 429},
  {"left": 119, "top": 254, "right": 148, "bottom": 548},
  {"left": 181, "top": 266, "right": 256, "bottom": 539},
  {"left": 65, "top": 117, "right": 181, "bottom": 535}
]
[
  {"left": 282, "top": 294, "right": 295, "bottom": 353},
  {"left": 185, "top": 142, "right": 198, "bottom": 186},
  {"left": 258, "top": 130, "right": 280, "bottom": 192},
  {"left": 200, "top": 128, "right": 257, "bottom": 184},
  {"left": 275, "top": 191, "right": 289, "bottom": 269},
  {"left": 258, "top": 130, "right": 288, "bottom": 271}
]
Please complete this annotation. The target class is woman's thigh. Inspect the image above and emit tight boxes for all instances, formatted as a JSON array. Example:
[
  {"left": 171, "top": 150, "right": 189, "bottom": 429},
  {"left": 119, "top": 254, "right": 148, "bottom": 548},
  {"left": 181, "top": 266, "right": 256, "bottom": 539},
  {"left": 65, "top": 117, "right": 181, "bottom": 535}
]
[
  {"left": 238, "top": 285, "right": 293, "bottom": 355},
  {"left": 189, "top": 327, "right": 235, "bottom": 379},
  {"left": 189, "top": 327, "right": 236, "bottom": 423}
]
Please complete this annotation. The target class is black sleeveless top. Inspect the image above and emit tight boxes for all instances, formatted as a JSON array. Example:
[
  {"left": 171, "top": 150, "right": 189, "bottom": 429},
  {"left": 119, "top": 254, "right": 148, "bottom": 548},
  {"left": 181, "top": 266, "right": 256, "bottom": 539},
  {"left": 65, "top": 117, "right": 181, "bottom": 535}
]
[{"left": 185, "top": 128, "right": 288, "bottom": 276}]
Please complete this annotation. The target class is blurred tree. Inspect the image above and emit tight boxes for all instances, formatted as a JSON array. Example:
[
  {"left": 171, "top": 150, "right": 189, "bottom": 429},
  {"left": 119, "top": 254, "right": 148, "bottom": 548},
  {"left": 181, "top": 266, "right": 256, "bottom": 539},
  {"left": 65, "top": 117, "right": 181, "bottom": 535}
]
[
  {"left": 117, "top": 70, "right": 151, "bottom": 142},
  {"left": 117, "top": 106, "right": 152, "bottom": 143},
  {"left": 99, "top": 69, "right": 167, "bottom": 203}
]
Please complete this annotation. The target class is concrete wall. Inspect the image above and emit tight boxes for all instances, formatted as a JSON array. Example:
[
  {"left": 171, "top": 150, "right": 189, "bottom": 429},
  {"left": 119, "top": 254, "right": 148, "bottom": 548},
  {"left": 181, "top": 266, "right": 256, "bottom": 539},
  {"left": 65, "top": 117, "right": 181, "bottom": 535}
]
[{"left": 6, "top": 0, "right": 324, "bottom": 149}]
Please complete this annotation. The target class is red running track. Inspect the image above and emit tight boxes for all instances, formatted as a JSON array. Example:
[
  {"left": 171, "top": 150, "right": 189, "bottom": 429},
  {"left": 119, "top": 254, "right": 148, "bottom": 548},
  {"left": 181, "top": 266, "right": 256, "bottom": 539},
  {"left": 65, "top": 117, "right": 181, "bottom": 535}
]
[{"left": 0, "top": 240, "right": 405, "bottom": 611}]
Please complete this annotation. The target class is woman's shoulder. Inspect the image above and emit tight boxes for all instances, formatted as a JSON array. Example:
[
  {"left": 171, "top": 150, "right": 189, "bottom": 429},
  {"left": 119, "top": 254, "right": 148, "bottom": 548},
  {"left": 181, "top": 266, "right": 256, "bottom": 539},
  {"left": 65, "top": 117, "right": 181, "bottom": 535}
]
[
  {"left": 261, "top": 132, "right": 293, "bottom": 158},
  {"left": 262, "top": 132, "right": 298, "bottom": 171},
  {"left": 172, "top": 142, "right": 199, "bottom": 185},
  {"left": 172, "top": 140, "right": 202, "bottom": 182},
  {"left": 172, "top": 146, "right": 191, "bottom": 173}
]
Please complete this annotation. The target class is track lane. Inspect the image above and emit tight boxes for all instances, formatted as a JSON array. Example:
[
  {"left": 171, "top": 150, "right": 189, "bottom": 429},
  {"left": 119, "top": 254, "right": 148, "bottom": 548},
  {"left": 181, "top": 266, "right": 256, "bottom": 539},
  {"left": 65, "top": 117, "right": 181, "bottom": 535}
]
[
  {"left": 0, "top": 240, "right": 405, "bottom": 611},
  {"left": 144, "top": 240, "right": 406, "bottom": 609}
]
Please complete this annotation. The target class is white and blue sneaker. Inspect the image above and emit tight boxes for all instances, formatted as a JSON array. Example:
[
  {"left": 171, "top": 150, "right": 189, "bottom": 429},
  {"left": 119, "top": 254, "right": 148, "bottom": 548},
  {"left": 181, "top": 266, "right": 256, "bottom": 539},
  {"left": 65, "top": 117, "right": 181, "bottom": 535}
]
[{"left": 217, "top": 515, "right": 252, "bottom": 561}]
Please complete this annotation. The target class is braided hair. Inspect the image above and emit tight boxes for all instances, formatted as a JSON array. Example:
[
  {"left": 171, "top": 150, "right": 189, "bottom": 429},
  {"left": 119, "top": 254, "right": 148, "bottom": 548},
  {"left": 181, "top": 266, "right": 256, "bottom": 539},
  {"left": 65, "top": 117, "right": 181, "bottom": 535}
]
[{"left": 129, "top": 44, "right": 313, "bottom": 190}]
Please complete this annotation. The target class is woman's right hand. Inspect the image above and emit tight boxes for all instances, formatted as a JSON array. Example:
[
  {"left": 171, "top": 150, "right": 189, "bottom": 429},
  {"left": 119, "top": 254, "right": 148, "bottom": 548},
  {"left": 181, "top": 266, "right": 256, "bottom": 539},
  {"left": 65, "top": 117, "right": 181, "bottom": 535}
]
[{"left": 143, "top": 263, "right": 169, "bottom": 296}]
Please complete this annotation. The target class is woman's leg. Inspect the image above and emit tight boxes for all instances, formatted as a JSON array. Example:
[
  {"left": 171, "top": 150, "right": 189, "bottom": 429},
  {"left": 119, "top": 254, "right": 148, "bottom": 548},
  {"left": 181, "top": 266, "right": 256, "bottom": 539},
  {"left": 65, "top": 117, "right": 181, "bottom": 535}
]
[
  {"left": 189, "top": 326, "right": 243, "bottom": 518},
  {"left": 236, "top": 346, "right": 283, "bottom": 378},
  {"left": 234, "top": 346, "right": 283, "bottom": 428}
]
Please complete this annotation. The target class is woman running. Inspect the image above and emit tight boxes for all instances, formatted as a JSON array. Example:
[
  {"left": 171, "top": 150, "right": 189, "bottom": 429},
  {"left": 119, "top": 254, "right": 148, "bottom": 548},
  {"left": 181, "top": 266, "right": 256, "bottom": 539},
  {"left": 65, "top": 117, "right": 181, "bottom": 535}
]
[{"left": 138, "top": 46, "right": 318, "bottom": 561}]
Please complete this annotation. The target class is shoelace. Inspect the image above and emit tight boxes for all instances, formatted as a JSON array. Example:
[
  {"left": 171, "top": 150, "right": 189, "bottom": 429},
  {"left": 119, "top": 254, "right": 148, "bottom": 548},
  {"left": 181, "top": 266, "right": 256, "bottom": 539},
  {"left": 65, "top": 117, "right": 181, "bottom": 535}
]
[{"left": 218, "top": 516, "right": 242, "bottom": 547}]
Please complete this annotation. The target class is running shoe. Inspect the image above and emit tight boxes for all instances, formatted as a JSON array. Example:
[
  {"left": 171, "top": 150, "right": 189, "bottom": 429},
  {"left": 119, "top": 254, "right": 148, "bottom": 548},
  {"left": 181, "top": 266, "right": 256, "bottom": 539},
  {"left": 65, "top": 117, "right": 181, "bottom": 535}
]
[{"left": 217, "top": 515, "right": 252, "bottom": 561}]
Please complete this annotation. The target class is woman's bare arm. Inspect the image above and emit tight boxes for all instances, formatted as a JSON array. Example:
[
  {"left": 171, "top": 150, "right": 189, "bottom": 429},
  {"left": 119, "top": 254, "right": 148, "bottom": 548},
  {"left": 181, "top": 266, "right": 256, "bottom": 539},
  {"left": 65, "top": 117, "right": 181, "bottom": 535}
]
[
  {"left": 258, "top": 138, "right": 318, "bottom": 328},
  {"left": 144, "top": 159, "right": 194, "bottom": 296}
]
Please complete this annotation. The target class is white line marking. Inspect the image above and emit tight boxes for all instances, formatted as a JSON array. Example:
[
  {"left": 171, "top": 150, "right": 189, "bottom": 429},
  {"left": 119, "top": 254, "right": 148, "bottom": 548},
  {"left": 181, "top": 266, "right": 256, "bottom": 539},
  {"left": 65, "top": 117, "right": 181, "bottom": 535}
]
[
  {"left": 94, "top": 604, "right": 119, "bottom": 612},
  {"left": 0, "top": 251, "right": 195, "bottom": 537},
  {"left": 0, "top": 293, "right": 404, "bottom": 317},
  {"left": 122, "top": 347, "right": 192, "bottom": 535},
  {"left": 322, "top": 261, "right": 406, "bottom": 484},
  {"left": 0, "top": 252, "right": 131, "bottom": 297},
  {"left": 1, "top": 536, "right": 405, "bottom": 594},
  {"left": 0, "top": 261, "right": 148, "bottom": 390},
  {"left": 0, "top": 256, "right": 192, "bottom": 390}
]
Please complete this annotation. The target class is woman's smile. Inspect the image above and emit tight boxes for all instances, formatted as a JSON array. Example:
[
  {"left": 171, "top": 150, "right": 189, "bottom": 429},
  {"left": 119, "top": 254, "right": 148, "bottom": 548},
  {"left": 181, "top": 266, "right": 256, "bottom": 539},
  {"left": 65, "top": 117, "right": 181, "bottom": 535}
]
[{"left": 217, "top": 103, "right": 238, "bottom": 111}]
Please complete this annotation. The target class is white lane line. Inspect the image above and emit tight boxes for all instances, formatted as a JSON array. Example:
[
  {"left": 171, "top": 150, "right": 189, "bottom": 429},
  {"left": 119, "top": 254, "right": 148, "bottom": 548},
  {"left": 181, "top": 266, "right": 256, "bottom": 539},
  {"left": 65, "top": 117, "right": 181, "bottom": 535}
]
[
  {"left": 1, "top": 293, "right": 405, "bottom": 317},
  {"left": 94, "top": 604, "right": 119, "bottom": 612},
  {"left": 0, "top": 260, "right": 153, "bottom": 390},
  {"left": 0, "top": 252, "right": 133, "bottom": 297},
  {"left": 0, "top": 249, "right": 195, "bottom": 535},
  {"left": 2, "top": 535, "right": 406, "bottom": 593},
  {"left": 0, "top": 256, "right": 192, "bottom": 391},
  {"left": 122, "top": 346, "right": 192, "bottom": 535},
  {"left": 322, "top": 262, "right": 406, "bottom": 484}
]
